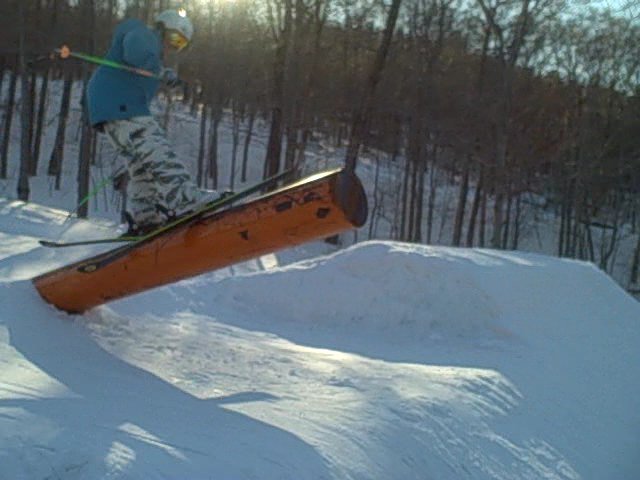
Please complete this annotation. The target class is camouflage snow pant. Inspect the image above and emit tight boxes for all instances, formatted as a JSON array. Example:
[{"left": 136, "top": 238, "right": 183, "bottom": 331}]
[{"left": 104, "top": 116, "right": 202, "bottom": 226}]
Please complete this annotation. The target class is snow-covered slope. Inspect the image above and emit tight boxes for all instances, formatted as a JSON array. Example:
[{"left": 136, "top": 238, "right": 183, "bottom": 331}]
[{"left": 1, "top": 201, "right": 639, "bottom": 479}]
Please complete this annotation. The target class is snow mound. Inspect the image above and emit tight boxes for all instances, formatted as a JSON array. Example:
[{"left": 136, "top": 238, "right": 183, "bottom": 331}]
[
  {"left": 162, "top": 241, "right": 637, "bottom": 350},
  {"left": 100, "top": 240, "right": 640, "bottom": 479},
  {"left": 215, "top": 241, "right": 505, "bottom": 341}
]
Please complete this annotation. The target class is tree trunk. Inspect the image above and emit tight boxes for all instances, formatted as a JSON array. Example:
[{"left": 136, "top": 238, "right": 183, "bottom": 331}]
[
  {"left": 264, "top": 106, "right": 284, "bottom": 179},
  {"left": 405, "top": 121, "right": 420, "bottom": 241},
  {"left": 284, "top": 126, "right": 297, "bottom": 173},
  {"left": 426, "top": 147, "right": 437, "bottom": 244},
  {"left": 207, "top": 107, "right": 221, "bottom": 190},
  {"left": 511, "top": 193, "right": 522, "bottom": 250},
  {"left": 569, "top": 194, "right": 579, "bottom": 257},
  {"left": 294, "top": 128, "right": 311, "bottom": 177},
  {"left": 466, "top": 166, "right": 484, "bottom": 247},
  {"left": 491, "top": 189, "right": 505, "bottom": 249},
  {"left": 599, "top": 193, "right": 622, "bottom": 272},
  {"left": 502, "top": 189, "right": 512, "bottom": 249},
  {"left": 0, "top": 56, "right": 6, "bottom": 93},
  {"left": 400, "top": 153, "right": 410, "bottom": 240},
  {"left": 453, "top": 158, "right": 470, "bottom": 247},
  {"left": 630, "top": 232, "right": 640, "bottom": 287},
  {"left": 558, "top": 177, "right": 568, "bottom": 256},
  {"left": 230, "top": 105, "right": 241, "bottom": 190},
  {"left": 76, "top": 0, "right": 96, "bottom": 217},
  {"left": 48, "top": 72, "right": 73, "bottom": 189},
  {"left": 408, "top": 157, "right": 418, "bottom": 241},
  {"left": 17, "top": 6, "right": 31, "bottom": 201},
  {"left": 197, "top": 104, "right": 208, "bottom": 188},
  {"left": 0, "top": 66, "right": 17, "bottom": 179},
  {"left": 76, "top": 79, "right": 93, "bottom": 218},
  {"left": 241, "top": 109, "right": 255, "bottom": 182},
  {"left": 32, "top": 66, "right": 50, "bottom": 176},
  {"left": 479, "top": 188, "right": 487, "bottom": 247},
  {"left": 26, "top": 70, "right": 37, "bottom": 175},
  {"left": 414, "top": 153, "right": 426, "bottom": 243},
  {"left": 368, "top": 152, "right": 382, "bottom": 240}
]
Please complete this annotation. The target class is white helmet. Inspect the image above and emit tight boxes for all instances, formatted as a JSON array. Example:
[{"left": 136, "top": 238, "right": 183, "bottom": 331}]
[{"left": 155, "top": 9, "right": 194, "bottom": 42}]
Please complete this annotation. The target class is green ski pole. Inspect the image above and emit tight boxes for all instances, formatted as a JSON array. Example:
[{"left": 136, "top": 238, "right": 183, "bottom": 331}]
[
  {"left": 53, "top": 45, "right": 160, "bottom": 79},
  {"left": 66, "top": 167, "right": 126, "bottom": 220}
]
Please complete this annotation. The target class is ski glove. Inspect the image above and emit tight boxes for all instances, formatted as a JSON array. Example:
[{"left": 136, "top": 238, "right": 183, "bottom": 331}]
[{"left": 160, "top": 67, "right": 181, "bottom": 87}]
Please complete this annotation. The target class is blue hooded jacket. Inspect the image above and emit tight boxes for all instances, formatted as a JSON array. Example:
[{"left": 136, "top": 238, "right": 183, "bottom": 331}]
[{"left": 87, "top": 19, "right": 162, "bottom": 126}]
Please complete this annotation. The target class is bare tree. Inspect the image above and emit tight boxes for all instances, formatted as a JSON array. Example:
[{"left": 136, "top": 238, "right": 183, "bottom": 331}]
[
  {"left": 31, "top": 64, "right": 49, "bottom": 175},
  {"left": 197, "top": 102, "right": 207, "bottom": 188},
  {"left": 0, "top": 62, "right": 17, "bottom": 179},
  {"left": 48, "top": 71, "right": 73, "bottom": 190},
  {"left": 452, "top": 156, "right": 471, "bottom": 246},
  {"left": 345, "top": 0, "right": 402, "bottom": 172},
  {"left": 76, "top": 0, "right": 97, "bottom": 218},
  {"left": 474, "top": 0, "right": 561, "bottom": 248},
  {"left": 17, "top": 2, "right": 31, "bottom": 201},
  {"left": 263, "top": 0, "right": 293, "bottom": 179},
  {"left": 241, "top": 107, "right": 256, "bottom": 182}
]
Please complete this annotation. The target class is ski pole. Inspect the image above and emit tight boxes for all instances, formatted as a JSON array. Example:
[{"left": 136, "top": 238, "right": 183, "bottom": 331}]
[
  {"left": 53, "top": 45, "right": 160, "bottom": 79},
  {"left": 64, "top": 167, "right": 126, "bottom": 221}
]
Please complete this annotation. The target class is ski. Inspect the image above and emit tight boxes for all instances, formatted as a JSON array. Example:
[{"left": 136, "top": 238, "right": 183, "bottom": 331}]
[
  {"left": 40, "top": 169, "right": 293, "bottom": 248},
  {"left": 39, "top": 236, "right": 139, "bottom": 248}
]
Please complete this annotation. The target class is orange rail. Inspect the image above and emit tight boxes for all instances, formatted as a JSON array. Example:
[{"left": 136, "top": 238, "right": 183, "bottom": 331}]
[{"left": 33, "top": 169, "right": 367, "bottom": 313}]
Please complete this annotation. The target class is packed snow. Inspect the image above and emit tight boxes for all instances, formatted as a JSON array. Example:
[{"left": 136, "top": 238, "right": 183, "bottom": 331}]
[{"left": 0, "top": 199, "right": 639, "bottom": 479}]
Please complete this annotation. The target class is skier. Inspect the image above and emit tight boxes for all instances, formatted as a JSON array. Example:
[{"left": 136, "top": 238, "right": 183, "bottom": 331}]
[{"left": 87, "top": 9, "right": 219, "bottom": 234}]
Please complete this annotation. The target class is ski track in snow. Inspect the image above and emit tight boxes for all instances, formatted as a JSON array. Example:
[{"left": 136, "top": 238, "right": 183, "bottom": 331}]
[{"left": 0, "top": 202, "right": 639, "bottom": 479}]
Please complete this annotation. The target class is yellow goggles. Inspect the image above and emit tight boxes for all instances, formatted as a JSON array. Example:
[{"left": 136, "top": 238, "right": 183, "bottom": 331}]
[{"left": 168, "top": 31, "right": 189, "bottom": 51}]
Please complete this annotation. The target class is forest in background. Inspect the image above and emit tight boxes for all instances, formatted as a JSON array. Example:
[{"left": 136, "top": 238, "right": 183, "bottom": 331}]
[{"left": 0, "top": 0, "right": 639, "bottom": 291}]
